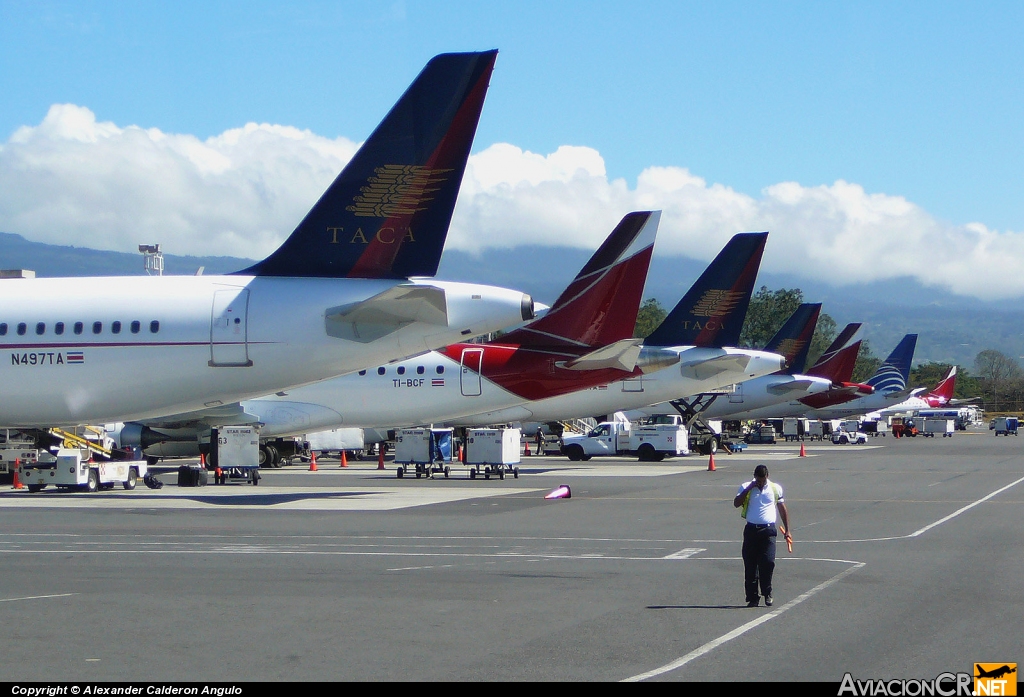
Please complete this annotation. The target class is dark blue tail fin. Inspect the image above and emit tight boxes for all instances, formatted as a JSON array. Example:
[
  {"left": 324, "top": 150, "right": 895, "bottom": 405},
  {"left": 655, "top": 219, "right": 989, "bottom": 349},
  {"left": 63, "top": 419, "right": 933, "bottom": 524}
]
[
  {"left": 643, "top": 232, "right": 768, "bottom": 348},
  {"left": 764, "top": 303, "right": 821, "bottom": 374},
  {"left": 239, "top": 51, "right": 497, "bottom": 279},
  {"left": 867, "top": 334, "right": 918, "bottom": 393}
]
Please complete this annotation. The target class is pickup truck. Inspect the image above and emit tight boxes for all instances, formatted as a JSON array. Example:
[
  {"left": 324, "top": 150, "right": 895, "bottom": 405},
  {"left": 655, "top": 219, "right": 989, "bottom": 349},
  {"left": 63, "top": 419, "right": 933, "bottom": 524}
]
[{"left": 561, "top": 420, "right": 689, "bottom": 462}]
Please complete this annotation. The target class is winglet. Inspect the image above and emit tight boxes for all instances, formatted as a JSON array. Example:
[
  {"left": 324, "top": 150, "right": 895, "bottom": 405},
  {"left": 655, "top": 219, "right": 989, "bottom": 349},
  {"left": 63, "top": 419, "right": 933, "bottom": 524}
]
[
  {"left": 763, "top": 303, "right": 821, "bottom": 375},
  {"left": 239, "top": 51, "right": 498, "bottom": 279},
  {"left": 643, "top": 232, "right": 768, "bottom": 348},
  {"left": 503, "top": 211, "right": 660, "bottom": 349}
]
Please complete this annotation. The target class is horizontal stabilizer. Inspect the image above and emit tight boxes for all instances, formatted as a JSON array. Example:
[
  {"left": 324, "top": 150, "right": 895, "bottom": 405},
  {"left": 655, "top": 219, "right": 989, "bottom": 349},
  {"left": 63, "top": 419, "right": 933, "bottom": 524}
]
[
  {"left": 680, "top": 353, "right": 751, "bottom": 381},
  {"left": 767, "top": 379, "right": 817, "bottom": 395},
  {"left": 325, "top": 285, "right": 447, "bottom": 343},
  {"left": 560, "top": 338, "right": 644, "bottom": 371}
]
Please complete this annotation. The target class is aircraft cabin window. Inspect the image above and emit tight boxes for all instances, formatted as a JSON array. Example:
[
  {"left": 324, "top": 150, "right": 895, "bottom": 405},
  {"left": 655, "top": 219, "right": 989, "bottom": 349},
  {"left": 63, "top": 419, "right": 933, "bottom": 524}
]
[
  {"left": 377, "top": 367, "right": 386, "bottom": 376},
  {"left": 150, "top": 320, "right": 160, "bottom": 333},
  {"left": 17, "top": 323, "right": 26, "bottom": 336},
  {"left": 74, "top": 322, "right": 84, "bottom": 335},
  {"left": 358, "top": 370, "right": 366, "bottom": 376},
  {"left": 130, "top": 321, "right": 141, "bottom": 334},
  {"left": 92, "top": 321, "right": 102, "bottom": 335},
  {"left": 416, "top": 366, "right": 425, "bottom": 375},
  {"left": 35, "top": 322, "right": 45, "bottom": 335},
  {"left": 112, "top": 321, "right": 122, "bottom": 334},
  {"left": 55, "top": 322, "right": 64, "bottom": 335},
  {"left": 0, "top": 323, "right": 7, "bottom": 336},
  {"left": 436, "top": 365, "right": 444, "bottom": 374},
  {"left": 397, "top": 366, "right": 406, "bottom": 375}
]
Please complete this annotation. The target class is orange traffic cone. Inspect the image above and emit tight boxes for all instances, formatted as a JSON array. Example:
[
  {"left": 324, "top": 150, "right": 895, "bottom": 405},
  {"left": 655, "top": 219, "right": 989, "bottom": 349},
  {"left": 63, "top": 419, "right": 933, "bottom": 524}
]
[
  {"left": 12, "top": 458, "right": 24, "bottom": 490},
  {"left": 799, "top": 442, "right": 807, "bottom": 457},
  {"left": 340, "top": 450, "right": 348, "bottom": 468},
  {"left": 200, "top": 453, "right": 206, "bottom": 467},
  {"left": 524, "top": 440, "right": 531, "bottom": 456},
  {"left": 707, "top": 452, "right": 716, "bottom": 471},
  {"left": 377, "top": 447, "right": 385, "bottom": 470},
  {"left": 309, "top": 451, "right": 318, "bottom": 472}
]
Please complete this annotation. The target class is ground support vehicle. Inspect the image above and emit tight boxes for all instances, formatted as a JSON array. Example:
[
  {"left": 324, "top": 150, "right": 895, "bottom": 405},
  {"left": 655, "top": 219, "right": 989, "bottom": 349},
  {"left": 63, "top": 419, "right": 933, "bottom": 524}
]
[
  {"left": 991, "top": 417, "right": 1019, "bottom": 436},
  {"left": 465, "top": 428, "right": 520, "bottom": 479},
  {"left": 782, "top": 418, "right": 810, "bottom": 442},
  {"left": 394, "top": 428, "right": 455, "bottom": 478},
  {"left": 561, "top": 419, "right": 689, "bottom": 462},
  {"left": 860, "top": 420, "right": 888, "bottom": 437},
  {"left": 891, "top": 416, "right": 918, "bottom": 437},
  {"left": 831, "top": 426, "right": 868, "bottom": 445},
  {"left": 805, "top": 420, "right": 826, "bottom": 440},
  {"left": 922, "top": 418, "right": 955, "bottom": 438},
  {"left": 20, "top": 448, "right": 147, "bottom": 492}
]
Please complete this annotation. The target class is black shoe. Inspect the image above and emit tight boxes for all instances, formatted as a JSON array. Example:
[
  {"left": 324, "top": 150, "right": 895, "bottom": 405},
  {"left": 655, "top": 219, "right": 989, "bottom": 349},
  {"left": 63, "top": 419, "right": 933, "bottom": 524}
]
[
  {"left": 764, "top": 595, "right": 773, "bottom": 607},
  {"left": 746, "top": 599, "right": 759, "bottom": 607}
]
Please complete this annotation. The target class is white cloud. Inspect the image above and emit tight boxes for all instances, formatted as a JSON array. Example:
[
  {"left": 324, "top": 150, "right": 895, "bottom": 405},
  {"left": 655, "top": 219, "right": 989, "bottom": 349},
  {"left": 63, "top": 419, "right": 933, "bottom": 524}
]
[{"left": 2, "top": 104, "right": 1023, "bottom": 299}]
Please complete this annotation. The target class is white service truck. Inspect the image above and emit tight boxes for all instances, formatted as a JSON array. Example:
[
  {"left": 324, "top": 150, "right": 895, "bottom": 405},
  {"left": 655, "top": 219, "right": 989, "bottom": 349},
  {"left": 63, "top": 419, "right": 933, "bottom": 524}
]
[
  {"left": 20, "top": 448, "right": 147, "bottom": 492},
  {"left": 561, "top": 418, "right": 689, "bottom": 462}
]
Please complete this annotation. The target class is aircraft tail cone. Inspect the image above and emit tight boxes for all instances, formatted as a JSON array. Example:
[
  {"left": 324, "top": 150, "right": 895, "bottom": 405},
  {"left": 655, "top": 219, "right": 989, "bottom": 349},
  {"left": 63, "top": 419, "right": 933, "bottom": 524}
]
[
  {"left": 707, "top": 453, "right": 716, "bottom": 471},
  {"left": 799, "top": 442, "right": 807, "bottom": 457},
  {"left": 309, "top": 452, "right": 318, "bottom": 472},
  {"left": 12, "top": 458, "right": 24, "bottom": 490},
  {"left": 544, "top": 484, "right": 571, "bottom": 500},
  {"left": 377, "top": 448, "right": 385, "bottom": 470},
  {"left": 340, "top": 450, "right": 348, "bottom": 468}
]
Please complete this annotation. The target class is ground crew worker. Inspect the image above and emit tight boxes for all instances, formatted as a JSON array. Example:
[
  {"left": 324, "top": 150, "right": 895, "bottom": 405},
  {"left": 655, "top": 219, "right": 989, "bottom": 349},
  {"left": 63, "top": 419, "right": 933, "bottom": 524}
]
[
  {"left": 535, "top": 429, "right": 545, "bottom": 455},
  {"left": 733, "top": 464, "right": 791, "bottom": 607}
]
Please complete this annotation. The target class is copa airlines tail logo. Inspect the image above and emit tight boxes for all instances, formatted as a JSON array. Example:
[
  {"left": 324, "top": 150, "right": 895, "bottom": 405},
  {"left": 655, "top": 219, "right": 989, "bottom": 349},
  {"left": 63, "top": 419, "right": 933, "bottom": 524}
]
[
  {"left": 975, "top": 664, "right": 1017, "bottom": 696},
  {"left": 346, "top": 165, "right": 452, "bottom": 218},
  {"left": 867, "top": 361, "right": 908, "bottom": 393},
  {"left": 776, "top": 338, "right": 807, "bottom": 362},
  {"left": 690, "top": 289, "right": 744, "bottom": 318}
]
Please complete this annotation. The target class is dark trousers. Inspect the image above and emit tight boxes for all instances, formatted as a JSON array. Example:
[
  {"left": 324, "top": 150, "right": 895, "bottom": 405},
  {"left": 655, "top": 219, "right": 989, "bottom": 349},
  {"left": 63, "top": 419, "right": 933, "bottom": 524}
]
[{"left": 742, "top": 522, "right": 777, "bottom": 602}]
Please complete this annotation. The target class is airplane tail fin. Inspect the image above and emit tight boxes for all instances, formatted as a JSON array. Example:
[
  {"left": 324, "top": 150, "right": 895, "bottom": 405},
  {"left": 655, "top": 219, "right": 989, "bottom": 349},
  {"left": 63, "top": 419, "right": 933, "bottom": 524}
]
[
  {"left": 239, "top": 51, "right": 497, "bottom": 279},
  {"left": 805, "top": 323, "right": 861, "bottom": 376},
  {"left": 763, "top": 303, "right": 821, "bottom": 375},
  {"left": 808, "top": 340, "right": 862, "bottom": 383},
  {"left": 927, "top": 365, "right": 957, "bottom": 403},
  {"left": 643, "top": 232, "right": 768, "bottom": 348},
  {"left": 502, "top": 211, "right": 660, "bottom": 349},
  {"left": 866, "top": 334, "right": 918, "bottom": 393}
]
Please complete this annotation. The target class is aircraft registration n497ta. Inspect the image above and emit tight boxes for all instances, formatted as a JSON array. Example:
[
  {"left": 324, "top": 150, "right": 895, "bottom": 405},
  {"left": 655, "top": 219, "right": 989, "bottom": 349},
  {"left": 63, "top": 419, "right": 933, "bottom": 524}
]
[{"left": 0, "top": 51, "right": 537, "bottom": 428}]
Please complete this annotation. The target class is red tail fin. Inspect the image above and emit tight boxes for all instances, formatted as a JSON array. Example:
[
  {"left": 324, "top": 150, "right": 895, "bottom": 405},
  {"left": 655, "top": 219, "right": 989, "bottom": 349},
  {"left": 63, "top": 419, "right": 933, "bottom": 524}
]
[
  {"left": 807, "top": 340, "right": 861, "bottom": 383},
  {"left": 926, "top": 366, "right": 957, "bottom": 405}
]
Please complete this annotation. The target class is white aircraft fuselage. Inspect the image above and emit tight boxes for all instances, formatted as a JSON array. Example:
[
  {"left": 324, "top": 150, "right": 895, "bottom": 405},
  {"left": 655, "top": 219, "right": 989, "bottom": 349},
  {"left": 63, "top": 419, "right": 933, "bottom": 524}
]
[
  {"left": 638, "top": 373, "right": 834, "bottom": 421},
  {"left": 0, "top": 275, "right": 531, "bottom": 427}
]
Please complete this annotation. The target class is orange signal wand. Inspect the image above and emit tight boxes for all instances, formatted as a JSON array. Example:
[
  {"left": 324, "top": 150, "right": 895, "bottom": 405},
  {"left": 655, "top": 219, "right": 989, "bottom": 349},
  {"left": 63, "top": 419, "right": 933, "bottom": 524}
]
[{"left": 779, "top": 523, "right": 793, "bottom": 553}]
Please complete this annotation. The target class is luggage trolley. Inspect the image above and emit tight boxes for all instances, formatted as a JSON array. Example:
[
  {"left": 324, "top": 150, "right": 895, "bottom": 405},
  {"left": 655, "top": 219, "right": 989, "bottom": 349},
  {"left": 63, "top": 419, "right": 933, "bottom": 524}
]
[
  {"left": 465, "top": 428, "right": 521, "bottom": 480},
  {"left": 394, "top": 428, "right": 455, "bottom": 478}
]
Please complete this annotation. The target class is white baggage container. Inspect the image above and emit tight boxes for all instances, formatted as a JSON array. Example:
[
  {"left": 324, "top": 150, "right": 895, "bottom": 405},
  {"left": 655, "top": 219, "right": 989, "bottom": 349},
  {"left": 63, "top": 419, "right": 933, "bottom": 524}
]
[
  {"left": 922, "top": 418, "right": 955, "bottom": 437},
  {"left": 465, "top": 428, "right": 521, "bottom": 480},
  {"left": 394, "top": 428, "right": 454, "bottom": 479}
]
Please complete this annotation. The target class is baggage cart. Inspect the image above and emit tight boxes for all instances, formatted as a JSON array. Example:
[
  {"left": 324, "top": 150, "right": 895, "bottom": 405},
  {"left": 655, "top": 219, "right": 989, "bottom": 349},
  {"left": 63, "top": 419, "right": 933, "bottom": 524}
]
[
  {"left": 465, "top": 427, "right": 521, "bottom": 479},
  {"left": 394, "top": 428, "right": 455, "bottom": 478}
]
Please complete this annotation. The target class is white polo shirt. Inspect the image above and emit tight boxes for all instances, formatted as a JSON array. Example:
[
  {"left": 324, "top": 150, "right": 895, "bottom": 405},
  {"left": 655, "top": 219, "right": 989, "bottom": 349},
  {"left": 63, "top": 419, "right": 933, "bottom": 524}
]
[{"left": 738, "top": 479, "right": 784, "bottom": 525}]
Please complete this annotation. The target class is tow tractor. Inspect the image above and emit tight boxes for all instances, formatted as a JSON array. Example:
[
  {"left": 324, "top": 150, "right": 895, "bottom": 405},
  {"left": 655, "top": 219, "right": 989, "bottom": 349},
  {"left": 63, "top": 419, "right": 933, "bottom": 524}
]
[{"left": 20, "top": 448, "right": 146, "bottom": 492}]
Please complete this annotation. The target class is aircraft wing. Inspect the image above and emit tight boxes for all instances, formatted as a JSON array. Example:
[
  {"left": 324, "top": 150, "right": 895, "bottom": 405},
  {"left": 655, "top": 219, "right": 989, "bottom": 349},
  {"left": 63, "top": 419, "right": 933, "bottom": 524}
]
[
  {"left": 767, "top": 379, "right": 817, "bottom": 395},
  {"left": 560, "top": 338, "right": 643, "bottom": 371},
  {"left": 325, "top": 284, "right": 448, "bottom": 342},
  {"left": 885, "top": 386, "right": 925, "bottom": 401},
  {"left": 679, "top": 353, "right": 751, "bottom": 381}
]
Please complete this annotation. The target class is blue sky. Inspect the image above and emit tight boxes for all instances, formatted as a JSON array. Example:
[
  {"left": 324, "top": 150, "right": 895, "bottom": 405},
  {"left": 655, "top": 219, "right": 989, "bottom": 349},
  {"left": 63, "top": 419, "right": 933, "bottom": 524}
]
[{"left": 2, "top": 1, "right": 1024, "bottom": 298}]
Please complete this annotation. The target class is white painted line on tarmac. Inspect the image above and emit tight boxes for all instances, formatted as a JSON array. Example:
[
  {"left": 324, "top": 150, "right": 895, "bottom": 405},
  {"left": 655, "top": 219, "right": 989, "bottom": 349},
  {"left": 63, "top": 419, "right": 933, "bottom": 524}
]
[
  {"left": 909, "top": 474, "right": 1024, "bottom": 538},
  {"left": 622, "top": 561, "right": 866, "bottom": 682},
  {"left": 0, "top": 593, "right": 77, "bottom": 603},
  {"left": 663, "top": 548, "right": 706, "bottom": 559}
]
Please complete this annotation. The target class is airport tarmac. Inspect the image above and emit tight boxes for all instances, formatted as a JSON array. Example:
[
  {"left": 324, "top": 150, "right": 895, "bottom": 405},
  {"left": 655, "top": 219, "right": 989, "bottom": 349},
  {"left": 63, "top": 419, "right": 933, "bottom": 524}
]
[{"left": 1, "top": 432, "right": 1021, "bottom": 682}]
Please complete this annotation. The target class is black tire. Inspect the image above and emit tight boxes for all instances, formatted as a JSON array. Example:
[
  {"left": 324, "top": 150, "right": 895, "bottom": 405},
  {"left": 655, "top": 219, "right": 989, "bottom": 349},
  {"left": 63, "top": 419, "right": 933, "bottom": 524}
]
[
  {"left": 85, "top": 469, "right": 99, "bottom": 493},
  {"left": 123, "top": 468, "right": 138, "bottom": 490},
  {"left": 708, "top": 437, "right": 719, "bottom": 455},
  {"left": 397, "top": 466, "right": 404, "bottom": 479},
  {"left": 469, "top": 469, "right": 476, "bottom": 480},
  {"left": 444, "top": 466, "right": 450, "bottom": 478},
  {"left": 27, "top": 484, "right": 43, "bottom": 493},
  {"left": 266, "top": 444, "right": 280, "bottom": 468},
  {"left": 564, "top": 445, "right": 585, "bottom": 462},
  {"left": 146, "top": 455, "right": 159, "bottom": 466},
  {"left": 839, "top": 436, "right": 849, "bottom": 445},
  {"left": 637, "top": 444, "right": 657, "bottom": 462},
  {"left": 258, "top": 445, "right": 271, "bottom": 468},
  {"left": 498, "top": 469, "right": 505, "bottom": 480},
  {"left": 513, "top": 467, "right": 519, "bottom": 479}
]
